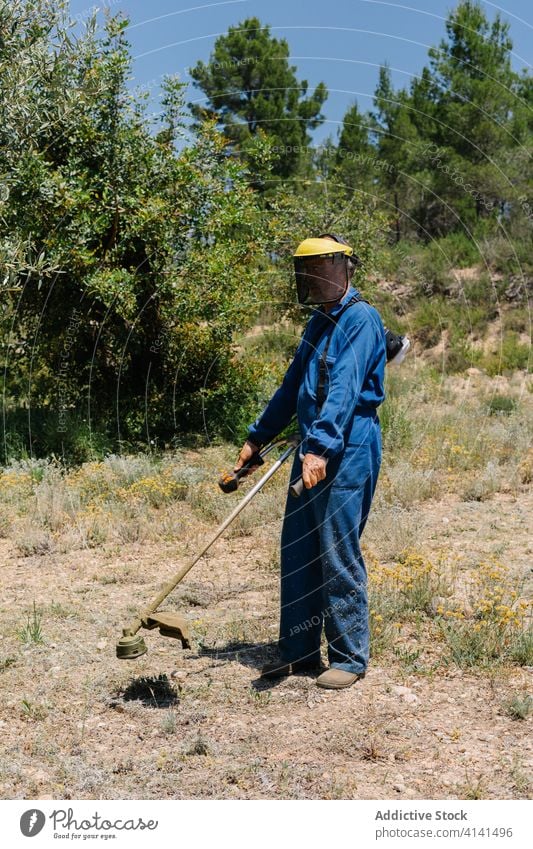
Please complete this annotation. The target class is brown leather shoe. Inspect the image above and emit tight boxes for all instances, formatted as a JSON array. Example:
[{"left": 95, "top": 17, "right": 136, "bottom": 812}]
[
  {"left": 260, "top": 659, "right": 323, "bottom": 679},
  {"left": 316, "top": 668, "right": 365, "bottom": 689}
]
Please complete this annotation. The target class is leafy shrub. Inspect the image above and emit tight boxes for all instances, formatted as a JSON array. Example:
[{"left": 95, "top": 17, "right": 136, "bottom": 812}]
[
  {"left": 503, "top": 694, "right": 532, "bottom": 720},
  {"left": 437, "top": 558, "right": 532, "bottom": 668},
  {"left": 486, "top": 395, "right": 517, "bottom": 415},
  {"left": 480, "top": 236, "right": 519, "bottom": 274},
  {"left": 379, "top": 396, "right": 413, "bottom": 452},
  {"left": 434, "top": 232, "right": 481, "bottom": 268},
  {"left": 483, "top": 332, "right": 530, "bottom": 375},
  {"left": 461, "top": 273, "right": 497, "bottom": 308},
  {"left": 444, "top": 337, "right": 481, "bottom": 373},
  {"left": 410, "top": 297, "right": 448, "bottom": 347},
  {"left": 414, "top": 244, "right": 454, "bottom": 295},
  {"left": 508, "top": 629, "right": 533, "bottom": 666}
]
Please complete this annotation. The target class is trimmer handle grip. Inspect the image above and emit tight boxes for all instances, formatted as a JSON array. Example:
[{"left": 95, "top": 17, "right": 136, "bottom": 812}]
[
  {"left": 289, "top": 476, "right": 304, "bottom": 498},
  {"left": 289, "top": 455, "right": 328, "bottom": 497},
  {"left": 218, "top": 451, "right": 264, "bottom": 493}
]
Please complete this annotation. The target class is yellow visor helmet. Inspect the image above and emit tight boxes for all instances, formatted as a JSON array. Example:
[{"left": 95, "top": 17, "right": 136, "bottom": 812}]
[{"left": 293, "top": 237, "right": 355, "bottom": 305}]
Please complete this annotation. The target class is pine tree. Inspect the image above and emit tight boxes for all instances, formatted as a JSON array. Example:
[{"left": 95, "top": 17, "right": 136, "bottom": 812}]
[
  {"left": 189, "top": 17, "right": 327, "bottom": 179},
  {"left": 423, "top": 0, "right": 519, "bottom": 222},
  {"left": 335, "top": 102, "right": 375, "bottom": 195},
  {"left": 372, "top": 65, "right": 421, "bottom": 241}
]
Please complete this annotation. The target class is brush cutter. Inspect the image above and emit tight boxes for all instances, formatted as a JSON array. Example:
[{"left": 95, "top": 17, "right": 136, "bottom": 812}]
[{"left": 116, "top": 433, "right": 302, "bottom": 659}]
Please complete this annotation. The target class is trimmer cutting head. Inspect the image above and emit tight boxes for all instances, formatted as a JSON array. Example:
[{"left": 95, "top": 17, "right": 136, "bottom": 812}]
[{"left": 116, "top": 633, "right": 148, "bottom": 660}]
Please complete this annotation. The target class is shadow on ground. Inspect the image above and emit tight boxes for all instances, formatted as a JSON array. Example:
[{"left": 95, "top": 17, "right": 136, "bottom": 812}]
[
  {"left": 195, "top": 640, "right": 323, "bottom": 690},
  {"left": 117, "top": 674, "right": 179, "bottom": 708}
]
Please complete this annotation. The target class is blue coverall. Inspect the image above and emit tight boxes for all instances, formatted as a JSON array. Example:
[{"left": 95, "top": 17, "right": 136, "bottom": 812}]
[{"left": 248, "top": 285, "right": 387, "bottom": 674}]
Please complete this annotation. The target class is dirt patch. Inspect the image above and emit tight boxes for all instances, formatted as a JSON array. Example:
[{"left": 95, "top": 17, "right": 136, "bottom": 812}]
[{"left": 0, "top": 484, "right": 531, "bottom": 799}]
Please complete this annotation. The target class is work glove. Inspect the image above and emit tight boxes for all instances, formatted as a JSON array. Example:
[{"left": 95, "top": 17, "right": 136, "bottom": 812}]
[
  {"left": 233, "top": 439, "right": 262, "bottom": 477},
  {"left": 302, "top": 453, "right": 327, "bottom": 489}
]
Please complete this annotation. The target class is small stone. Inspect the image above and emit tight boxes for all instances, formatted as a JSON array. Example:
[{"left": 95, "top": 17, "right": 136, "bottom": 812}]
[
  {"left": 392, "top": 685, "right": 418, "bottom": 704},
  {"left": 170, "top": 670, "right": 187, "bottom": 681},
  {"left": 393, "top": 783, "right": 405, "bottom": 793},
  {"left": 96, "top": 640, "right": 107, "bottom": 650}
]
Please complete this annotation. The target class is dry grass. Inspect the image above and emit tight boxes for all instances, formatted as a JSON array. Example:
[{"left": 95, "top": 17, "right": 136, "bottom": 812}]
[{"left": 1, "top": 367, "right": 530, "bottom": 560}]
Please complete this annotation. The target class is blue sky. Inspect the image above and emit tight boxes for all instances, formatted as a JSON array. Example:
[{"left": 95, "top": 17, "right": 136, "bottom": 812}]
[{"left": 67, "top": 0, "right": 532, "bottom": 145}]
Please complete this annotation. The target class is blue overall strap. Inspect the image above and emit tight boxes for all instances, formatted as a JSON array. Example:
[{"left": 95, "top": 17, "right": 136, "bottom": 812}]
[{"left": 316, "top": 295, "right": 368, "bottom": 411}]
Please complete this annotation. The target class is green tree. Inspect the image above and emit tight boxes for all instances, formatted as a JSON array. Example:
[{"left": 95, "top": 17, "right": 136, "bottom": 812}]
[
  {"left": 427, "top": 0, "right": 515, "bottom": 160},
  {"left": 418, "top": 0, "right": 523, "bottom": 230},
  {"left": 365, "top": 2, "right": 532, "bottom": 240},
  {"left": 189, "top": 16, "right": 328, "bottom": 180},
  {"left": 0, "top": 1, "right": 275, "bottom": 458},
  {"left": 371, "top": 65, "right": 421, "bottom": 242},
  {"left": 334, "top": 102, "right": 375, "bottom": 196}
]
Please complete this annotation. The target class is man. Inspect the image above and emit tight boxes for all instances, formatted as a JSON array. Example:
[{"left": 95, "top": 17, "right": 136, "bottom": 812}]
[{"left": 235, "top": 234, "right": 387, "bottom": 689}]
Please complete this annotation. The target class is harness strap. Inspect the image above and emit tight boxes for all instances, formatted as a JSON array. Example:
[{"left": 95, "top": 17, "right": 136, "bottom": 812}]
[{"left": 316, "top": 295, "right": 368, "bottom": 410}]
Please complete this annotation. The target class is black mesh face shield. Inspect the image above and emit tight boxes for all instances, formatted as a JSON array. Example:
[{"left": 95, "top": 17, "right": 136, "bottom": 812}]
[{"left": 294, "top": 252, "right": 349, "bottom": 305}]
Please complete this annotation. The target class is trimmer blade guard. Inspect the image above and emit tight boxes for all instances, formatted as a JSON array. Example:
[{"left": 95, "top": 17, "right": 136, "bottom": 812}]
[{"left": 142, "top": 612, "right": 191, "bottom": 648}]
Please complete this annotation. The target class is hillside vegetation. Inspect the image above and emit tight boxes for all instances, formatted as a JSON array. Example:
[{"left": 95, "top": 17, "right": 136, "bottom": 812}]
[{"left": 0, "top": 0, "right": 531, "bottom": 461}]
